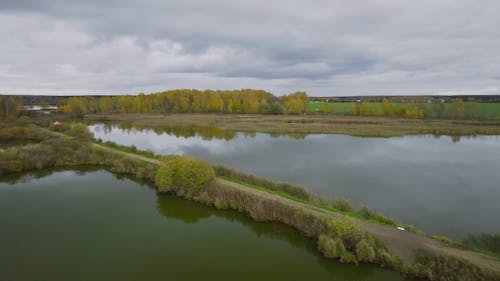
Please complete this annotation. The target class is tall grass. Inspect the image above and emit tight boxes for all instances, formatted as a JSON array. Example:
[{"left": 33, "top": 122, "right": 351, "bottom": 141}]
[
  {"left": 404, "top": 250, "right": 499, "bottom": 281},
  {"left": 360, "top": 206, "right": 396, "bottom": 226},
  {"left": 193, "top": 179, "right": 400, "bottom": 268},
  {"left": 332, "top": 198, "right": 353, "bottom": 212},
  {"left": 462, "top": 234, "right": 500, "bottom": 258},
  {"left": 96, "top": 139, "right": 160, "bottom": 160},
  {"left": 214, "top": 165, "right": 311, "bottom": 200}
]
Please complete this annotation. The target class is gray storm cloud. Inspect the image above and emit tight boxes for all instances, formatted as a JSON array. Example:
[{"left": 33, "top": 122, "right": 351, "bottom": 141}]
[{"left": 0, "top": 0, "right": 499, "bottom": 96}]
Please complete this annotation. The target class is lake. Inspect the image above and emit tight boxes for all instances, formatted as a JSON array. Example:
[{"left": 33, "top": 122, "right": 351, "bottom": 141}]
[
  {"left": 90, "top": 123, "right": 500, "bottom": 238},
  {"left": 0, "top": 170, "right": 407, "bottom": 281}
]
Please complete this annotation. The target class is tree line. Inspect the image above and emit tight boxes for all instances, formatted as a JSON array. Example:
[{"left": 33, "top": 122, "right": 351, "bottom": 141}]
[
  {"left": 0, "top": 96, "right": 22, "bottom": 118},
  {"left": 58, "top": 89, "right": 309, "bottom": 115},
  {"left": 319, "top": 97, "right": 481, "bottom": 119}
]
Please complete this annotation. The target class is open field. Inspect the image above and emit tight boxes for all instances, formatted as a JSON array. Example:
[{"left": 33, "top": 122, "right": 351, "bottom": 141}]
[
  {"left": 85, "top": 113, "right": 500, "bottom": 137},
  {"left": 308, "top": 102, "right": 500, "bottom": 119}
]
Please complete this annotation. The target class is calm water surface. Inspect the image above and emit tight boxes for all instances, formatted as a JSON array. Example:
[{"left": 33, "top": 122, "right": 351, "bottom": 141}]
[
  {"left": 90, "top": 124, "right": 500, "bottom": 237},
  {"left": 0, "top": 170, "right": 407, "bottom": 281}
]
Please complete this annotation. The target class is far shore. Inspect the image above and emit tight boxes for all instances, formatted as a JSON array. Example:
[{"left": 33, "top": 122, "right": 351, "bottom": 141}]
[{"left": 84, "top": 113, "right": 500, "bottom": 137}]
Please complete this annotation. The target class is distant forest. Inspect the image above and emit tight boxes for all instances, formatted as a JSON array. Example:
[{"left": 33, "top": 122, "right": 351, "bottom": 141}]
[
  {"left": 56, "top": 90, "right": 308, "bottom": 115},
  {"left": 1, "top": 90, "right": 499, "bottom": 119}
]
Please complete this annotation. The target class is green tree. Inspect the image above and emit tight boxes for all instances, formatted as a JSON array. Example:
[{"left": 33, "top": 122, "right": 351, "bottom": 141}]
[
  {"left": 382, "top": 98, "right": 395, "bottom": 116},
  {"left": 352, "top": 102, "right": 361, "bottom": 115},
  {"left": 451, "top": 98, "right": 465, "bottom": 119},
  {"left": 464, "top": 102, "right": 481, "bottom": 119},
  {"left": 280, "top": 91, "right": 309, "bottom": 114},
  {"left": 64, "top": 97, "right": 86, "bottom": 116},
  {"left": 0, "top": 96, "right": 21, "bottom": 118},
  {"left": 207, "top": 92, "right": 223, "bottom": 112},
  {"left": 322, "top": 103, "right": 334, "bottom": 114},
  {"left": 155, "top": 156, "right": 215, "bottom": 199},
  {"left": 360, "top": 101, "right": 373, "bottom": 115},
  {"left": 66, "top": 123, "right": 94, "bottom": 141},
  {"left": 98, "top": 96, "right": 114, "bottom": 113},
  {"left": 434, "top": 101, "right": 445, "bottom": 118}
]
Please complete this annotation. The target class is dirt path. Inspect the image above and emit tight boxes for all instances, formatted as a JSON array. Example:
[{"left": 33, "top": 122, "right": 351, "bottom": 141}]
[{"left": 91, "top": 143, "right": 163, "bottom": 165}]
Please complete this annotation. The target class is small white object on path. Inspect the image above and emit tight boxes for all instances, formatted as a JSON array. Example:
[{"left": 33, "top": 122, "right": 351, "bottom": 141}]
[{"left": 397, "top": 226, "right": 405, "bottom": 231}]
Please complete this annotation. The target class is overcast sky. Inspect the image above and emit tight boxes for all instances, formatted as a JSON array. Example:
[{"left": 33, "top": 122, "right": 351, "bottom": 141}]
[{"left": 1, "top": 0, "right": 500, "bottom": 96}]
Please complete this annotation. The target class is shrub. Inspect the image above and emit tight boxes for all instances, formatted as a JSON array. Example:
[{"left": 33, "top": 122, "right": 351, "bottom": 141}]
[
  {"left": 318, "top": 235, "right": 338, "bottom": 258},
  {"left": 359, "top": 206, "right": 396, "bottom": 225},
  {"left": 373, "top": 214, "right": 395, "bottom": 225},
  {"left": 340, "top": 251, "right": 357, "bottom": 264},
  {"left": 356, "top": 240, "right": 376, "bottom": 262},
  {"left": 15, "top": 116, "right": 33, "bottom": 126},
  {"left": 405, "top": 250, "right": 496, "bottom": 281},
  {"left": 360, "top": 206, "right": 376, "bottom": 218},
  {"left": 0, "top": 126, "right": 52, "bottom": 142},
  {"left": 327, "top": 218, "right": 364, "bottom": 250},
  {"left": 108, "top": 157, "right": 158, "bottom": 182},
  {"left": 333, "top": 198, "right": 353, "bottom": 212},
  {"left": 65, "top": 123, "right": 93, "bottom": 141},
  {"left": 376, "top": 249, "right": 401, "bottom": 269},
  {"left": 318, "top": 235, "right": 347, "bottom": 259},
  {"left": 432, "top": 235, "right": 452, "bottom": 244},
  {"left": 155, "top": 156, "right": 215, "bottom": 199}
]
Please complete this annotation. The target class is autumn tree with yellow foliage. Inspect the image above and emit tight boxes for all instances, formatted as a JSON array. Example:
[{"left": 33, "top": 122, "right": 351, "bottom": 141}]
[{"left": 58, "top": 89, "right": 304, "bottom": 115}]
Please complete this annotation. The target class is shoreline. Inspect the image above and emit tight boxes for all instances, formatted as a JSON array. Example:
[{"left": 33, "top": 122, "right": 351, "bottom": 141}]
[{"left": 85, "top": 113, "right": 500, "bottom": 137}]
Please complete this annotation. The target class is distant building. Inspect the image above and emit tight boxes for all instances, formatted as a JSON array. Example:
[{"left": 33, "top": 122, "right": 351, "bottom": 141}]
[{"left": 23, "top": 105, "right": 58, "bottom": 111}]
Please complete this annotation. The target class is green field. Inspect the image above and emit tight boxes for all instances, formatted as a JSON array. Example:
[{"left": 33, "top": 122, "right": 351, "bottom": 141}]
[{"left": 308, "top": 102, "right": 500, "bottom": 119}]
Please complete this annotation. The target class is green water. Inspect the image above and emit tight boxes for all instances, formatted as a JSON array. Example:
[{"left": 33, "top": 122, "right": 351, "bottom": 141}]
[{"left": 0, "top": 169, "right": 409, "bottom": 281}]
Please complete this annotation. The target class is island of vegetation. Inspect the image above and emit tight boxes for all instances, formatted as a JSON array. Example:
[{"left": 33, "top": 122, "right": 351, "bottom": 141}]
[{"left": 1, "top": 113, "right": 500, "bottom": 281}]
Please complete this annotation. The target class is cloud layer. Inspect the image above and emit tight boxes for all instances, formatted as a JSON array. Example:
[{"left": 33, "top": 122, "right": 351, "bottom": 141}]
[{"left": 1, "top": 0, "right": 500, "bottom": 96}]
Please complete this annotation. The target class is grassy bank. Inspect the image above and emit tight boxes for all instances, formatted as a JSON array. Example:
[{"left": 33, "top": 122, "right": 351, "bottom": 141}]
[
  {"left": 95, "top": 139, "right": 162, "bottom": 160},
  {"left": 85, "top": 113, "right": 500, "bottom": 137},
  {"left": 216, "top": 173, "right": 402, "bottom": 230}
]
